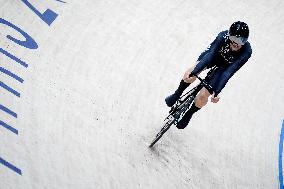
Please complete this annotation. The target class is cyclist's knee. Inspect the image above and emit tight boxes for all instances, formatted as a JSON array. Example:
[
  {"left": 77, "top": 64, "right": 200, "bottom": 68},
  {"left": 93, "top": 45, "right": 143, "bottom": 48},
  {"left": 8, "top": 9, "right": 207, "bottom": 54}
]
[{"left": 195, "top": 88, "right": 210, "bottom": 105}]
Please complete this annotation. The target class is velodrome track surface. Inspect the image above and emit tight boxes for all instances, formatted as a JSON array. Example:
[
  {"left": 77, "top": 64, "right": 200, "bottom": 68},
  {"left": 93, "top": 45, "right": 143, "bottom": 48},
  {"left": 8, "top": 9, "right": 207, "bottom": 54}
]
[{"left": 0, "top": 0, "right": 284, "bottom": 188}]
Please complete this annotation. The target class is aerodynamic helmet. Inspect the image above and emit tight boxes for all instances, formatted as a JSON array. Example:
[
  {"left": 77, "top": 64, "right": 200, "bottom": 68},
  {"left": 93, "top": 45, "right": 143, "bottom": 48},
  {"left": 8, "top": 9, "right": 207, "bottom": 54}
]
[{"left": 229, "top": 21, "right": 249, "bottom": 45}]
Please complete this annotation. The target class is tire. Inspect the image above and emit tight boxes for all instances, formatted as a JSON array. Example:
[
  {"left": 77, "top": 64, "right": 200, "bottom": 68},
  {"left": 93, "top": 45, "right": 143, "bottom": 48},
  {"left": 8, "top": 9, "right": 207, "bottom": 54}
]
[
  {"left": 149, "top": 96, "right": 194, "bottom": 147},
  {"left": 149, "top": 118, "right": 175, "bottom": 147},
  {"left": 150, "top": 93, "right": 196, "bottom": 147}
]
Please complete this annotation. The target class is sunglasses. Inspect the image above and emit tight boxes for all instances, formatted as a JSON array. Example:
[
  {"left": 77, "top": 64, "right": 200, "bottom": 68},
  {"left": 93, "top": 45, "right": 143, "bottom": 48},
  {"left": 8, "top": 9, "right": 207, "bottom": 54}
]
[{"left": 229, "top": 35, "right": 247, "bottom": 46}]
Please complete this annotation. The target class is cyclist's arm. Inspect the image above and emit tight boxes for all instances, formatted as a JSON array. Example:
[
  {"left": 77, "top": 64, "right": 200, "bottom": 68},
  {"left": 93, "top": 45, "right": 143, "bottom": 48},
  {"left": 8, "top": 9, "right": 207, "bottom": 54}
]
[
  {"left": 214, "top": 48, "right": 252, "bottom": 95},
  {"left": 190, "top": 32, "right": 224, "bottom": 76}
]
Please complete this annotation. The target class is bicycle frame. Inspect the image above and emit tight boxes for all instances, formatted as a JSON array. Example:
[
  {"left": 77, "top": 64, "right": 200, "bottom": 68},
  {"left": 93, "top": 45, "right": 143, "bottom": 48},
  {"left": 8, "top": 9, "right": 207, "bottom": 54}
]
[{"left": 149, "top": 66, "right": 218, "bottom": 147}]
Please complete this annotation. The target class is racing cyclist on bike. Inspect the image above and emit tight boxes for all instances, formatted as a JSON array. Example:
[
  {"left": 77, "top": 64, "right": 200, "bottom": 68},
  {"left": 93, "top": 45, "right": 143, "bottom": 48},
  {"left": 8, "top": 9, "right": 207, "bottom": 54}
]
[{"left": 165, "top": 21, "right": 252, "bottom": 129}]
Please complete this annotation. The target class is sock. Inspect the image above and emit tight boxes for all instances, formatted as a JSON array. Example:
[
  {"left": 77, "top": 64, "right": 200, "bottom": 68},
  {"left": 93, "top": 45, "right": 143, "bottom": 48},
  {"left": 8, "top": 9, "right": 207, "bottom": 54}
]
[
  {"left": 176, "top": 102, "right": 201, "bottom": 129},
  {"left": 174, "top": 80, "right": 190, "bottom": 96},
  {"left": 187, "top": 102, "right": 201, "bottom": 116}
]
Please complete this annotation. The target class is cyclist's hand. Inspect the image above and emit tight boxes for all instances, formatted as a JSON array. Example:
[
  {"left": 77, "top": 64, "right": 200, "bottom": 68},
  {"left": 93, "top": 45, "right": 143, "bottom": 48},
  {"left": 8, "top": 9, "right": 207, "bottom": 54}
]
[
  {"left": 211, "top": 94, "right": 220, "bottom": 103},
  {"left": 183, "top": 69, "right": 194, "bottom": 83}
]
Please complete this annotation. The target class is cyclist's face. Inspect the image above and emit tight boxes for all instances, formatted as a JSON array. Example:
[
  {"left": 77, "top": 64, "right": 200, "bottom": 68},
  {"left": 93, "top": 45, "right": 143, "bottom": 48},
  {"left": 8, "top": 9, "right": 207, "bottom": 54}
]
[
  {"left": 228, "top": 35, "right": 247, "bottom": 51},
  {"left": 229, "top": 40, "right": 242, "bottom": 51}
]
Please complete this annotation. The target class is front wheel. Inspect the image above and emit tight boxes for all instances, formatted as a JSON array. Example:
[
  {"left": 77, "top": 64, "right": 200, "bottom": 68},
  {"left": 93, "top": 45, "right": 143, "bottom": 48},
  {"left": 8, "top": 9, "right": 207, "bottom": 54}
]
[
  {"left": 149, "top": 117, "right": 175, "bottom": 147},
  {"left": 149, "top": 95, "right": 195, "bottom": 147}
]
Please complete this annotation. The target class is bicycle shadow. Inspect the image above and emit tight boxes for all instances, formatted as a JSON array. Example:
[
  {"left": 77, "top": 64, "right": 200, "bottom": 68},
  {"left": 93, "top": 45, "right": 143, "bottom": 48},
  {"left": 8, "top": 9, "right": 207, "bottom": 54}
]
[
  {"left": 149, "top": 150, "right": 172, "bottom": 167},
  {"left": 147, "top": 139, "right": 176, "bottom": 164}
]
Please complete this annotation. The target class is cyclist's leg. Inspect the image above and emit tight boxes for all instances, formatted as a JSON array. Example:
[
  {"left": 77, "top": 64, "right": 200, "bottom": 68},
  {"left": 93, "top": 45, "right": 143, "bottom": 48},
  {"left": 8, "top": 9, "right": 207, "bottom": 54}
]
[
  {"left": 194, "top": 87, "right": 211, "bottom": 108},
  {"left": 165, "top": 62, "right": 202, "bottom": 107},
  {"left": 176, "top": 87, "right": 210, "bottom": 129},
  {"left": 176, "top": 65, "right": 222, "bottom": 129}
]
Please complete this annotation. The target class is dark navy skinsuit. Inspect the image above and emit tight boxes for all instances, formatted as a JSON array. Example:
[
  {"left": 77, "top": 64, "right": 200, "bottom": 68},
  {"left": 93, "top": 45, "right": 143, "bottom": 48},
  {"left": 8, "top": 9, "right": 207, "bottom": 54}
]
[{"left": 191, "top": 30, "right": 252, "bottom": 95}]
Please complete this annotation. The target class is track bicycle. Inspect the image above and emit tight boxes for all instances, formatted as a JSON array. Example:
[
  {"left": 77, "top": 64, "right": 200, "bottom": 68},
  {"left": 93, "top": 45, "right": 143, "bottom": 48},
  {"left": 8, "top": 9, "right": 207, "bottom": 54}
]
[{"left": 149, "top": 66, "right": 218, "bottom": 148}]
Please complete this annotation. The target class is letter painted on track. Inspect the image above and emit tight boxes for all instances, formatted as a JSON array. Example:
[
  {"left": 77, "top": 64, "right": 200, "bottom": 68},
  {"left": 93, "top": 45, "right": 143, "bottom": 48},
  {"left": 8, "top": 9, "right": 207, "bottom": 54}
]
[
  {"left": 0, "top": 18, "right": 37, "bottom": 68},
  {"left": 0, "top": 0, "right": 66, "bottom": 176},
  {"left": 20, "top": 0, "right": 59, "bottom": 26},
  {"left": 0, "top": 18, "right": 38, "bottom": 49}
]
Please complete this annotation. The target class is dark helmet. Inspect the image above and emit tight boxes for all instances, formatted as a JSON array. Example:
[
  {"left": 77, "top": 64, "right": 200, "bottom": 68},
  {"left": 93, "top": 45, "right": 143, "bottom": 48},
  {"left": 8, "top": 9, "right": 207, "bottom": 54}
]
[{"left": 229, "top": 21, "right": 249, "bottom": 39}]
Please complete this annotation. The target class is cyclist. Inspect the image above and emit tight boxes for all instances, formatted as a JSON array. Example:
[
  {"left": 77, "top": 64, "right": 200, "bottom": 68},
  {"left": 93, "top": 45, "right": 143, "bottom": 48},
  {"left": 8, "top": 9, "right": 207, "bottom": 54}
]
[{"left": 165, "top": 21, "right": 252, "bottom": 129}]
